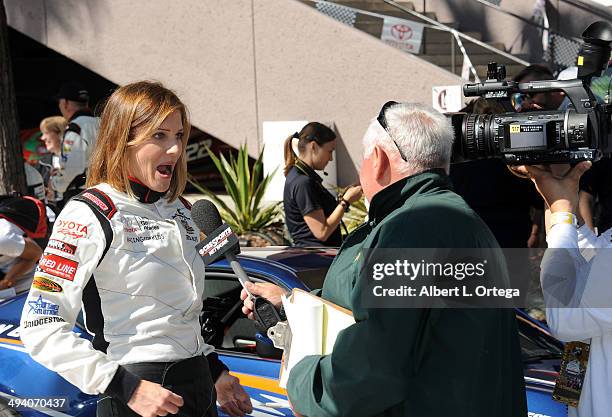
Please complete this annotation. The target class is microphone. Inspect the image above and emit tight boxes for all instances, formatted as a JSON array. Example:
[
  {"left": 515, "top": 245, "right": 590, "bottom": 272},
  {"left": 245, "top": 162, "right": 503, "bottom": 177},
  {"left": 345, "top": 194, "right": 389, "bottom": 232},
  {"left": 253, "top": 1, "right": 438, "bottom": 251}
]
[
  {"left": 192, "top": 199, "right": 245, "bottom": 286},
  {"left": 191, "top": 200, "right": 282, "bottom": 330}
]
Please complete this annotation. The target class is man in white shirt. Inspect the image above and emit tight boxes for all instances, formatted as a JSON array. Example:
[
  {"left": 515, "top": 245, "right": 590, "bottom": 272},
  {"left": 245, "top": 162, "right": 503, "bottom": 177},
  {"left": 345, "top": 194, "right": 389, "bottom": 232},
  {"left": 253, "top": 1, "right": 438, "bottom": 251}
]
[
  {"left": 0, "top": 217, "right": 42, "bottom": 294},
  {"left": 521, "top": 161, "right": 612, "bottom": 417},
  {"left": 51, "top": 82, "right": 100, "bottom": 206}
]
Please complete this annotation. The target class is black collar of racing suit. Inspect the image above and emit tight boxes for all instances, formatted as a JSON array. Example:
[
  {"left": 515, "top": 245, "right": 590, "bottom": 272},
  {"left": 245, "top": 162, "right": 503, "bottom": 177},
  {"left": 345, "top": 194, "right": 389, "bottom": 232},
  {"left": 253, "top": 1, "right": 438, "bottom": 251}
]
[
  {"left": 128, "top": 177, "right": 165, "bottom": 204},
  {"left": 69, "top": 109, "right": 94, "bottom": 122}
]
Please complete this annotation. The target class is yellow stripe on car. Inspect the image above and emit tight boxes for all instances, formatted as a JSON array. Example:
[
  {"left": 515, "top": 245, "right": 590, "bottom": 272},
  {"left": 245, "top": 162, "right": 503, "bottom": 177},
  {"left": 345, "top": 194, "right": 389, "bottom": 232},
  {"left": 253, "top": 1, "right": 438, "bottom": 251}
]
[{"left": 230, "top": 372, "right": 287, "bottom": 396}]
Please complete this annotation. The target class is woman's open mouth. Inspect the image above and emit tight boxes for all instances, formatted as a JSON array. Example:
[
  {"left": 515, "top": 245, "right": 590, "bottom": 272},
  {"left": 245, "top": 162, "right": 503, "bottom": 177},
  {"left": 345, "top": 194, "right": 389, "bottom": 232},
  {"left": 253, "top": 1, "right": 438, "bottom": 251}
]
[{"left": 156, "top": 164, "right": 173, "bottom": 178}]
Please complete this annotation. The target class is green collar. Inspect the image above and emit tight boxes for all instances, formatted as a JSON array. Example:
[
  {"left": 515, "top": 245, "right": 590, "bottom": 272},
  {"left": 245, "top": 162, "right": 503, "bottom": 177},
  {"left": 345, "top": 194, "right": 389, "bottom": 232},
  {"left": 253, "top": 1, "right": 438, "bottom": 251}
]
[{"left": 368, "top": 168, "right": 451, "bottom": 225}]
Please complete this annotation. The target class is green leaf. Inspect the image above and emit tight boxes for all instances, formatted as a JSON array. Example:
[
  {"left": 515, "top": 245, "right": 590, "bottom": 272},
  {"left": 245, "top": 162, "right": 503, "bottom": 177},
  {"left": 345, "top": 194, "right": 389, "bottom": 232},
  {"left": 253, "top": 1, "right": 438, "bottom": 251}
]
[
  {"left": 190, "top": 143, "right": 279, "bottom": 236},
  {"left": 186, "top": 175, "right": 241, "bottom": 226}
]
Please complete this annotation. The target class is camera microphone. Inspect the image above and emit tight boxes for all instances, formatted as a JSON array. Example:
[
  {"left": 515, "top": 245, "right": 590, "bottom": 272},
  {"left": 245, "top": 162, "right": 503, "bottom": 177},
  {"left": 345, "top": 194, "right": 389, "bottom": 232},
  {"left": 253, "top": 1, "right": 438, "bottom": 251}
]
[{"left": 191, "top": 199, "right": 282, "bottom": 330}]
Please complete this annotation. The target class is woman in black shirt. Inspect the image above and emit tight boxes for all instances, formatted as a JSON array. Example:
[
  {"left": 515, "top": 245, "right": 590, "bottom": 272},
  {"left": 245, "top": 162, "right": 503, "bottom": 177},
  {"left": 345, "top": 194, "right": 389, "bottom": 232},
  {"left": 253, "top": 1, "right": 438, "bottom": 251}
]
[{"left": 283, "top": 122, "right": 362, "bottom": 247}]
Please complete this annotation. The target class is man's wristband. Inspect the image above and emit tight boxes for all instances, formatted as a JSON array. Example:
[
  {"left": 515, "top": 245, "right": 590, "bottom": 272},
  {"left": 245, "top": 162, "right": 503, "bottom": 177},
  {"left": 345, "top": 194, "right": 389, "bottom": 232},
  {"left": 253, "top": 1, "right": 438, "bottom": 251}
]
[{"left": 550, "top": 212, "right": 577, "bottom": 228}]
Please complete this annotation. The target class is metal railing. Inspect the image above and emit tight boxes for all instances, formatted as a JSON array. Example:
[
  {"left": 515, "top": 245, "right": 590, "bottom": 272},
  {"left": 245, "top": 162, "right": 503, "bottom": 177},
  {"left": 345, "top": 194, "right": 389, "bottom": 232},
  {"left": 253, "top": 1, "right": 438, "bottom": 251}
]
[
  {"left": 312, "top": 0, "right": 530, "bottom": 81},
  {"left": 557, "top": 0, "right": 612, "bottom": 21},
  {"left": 382, "top": 0, "right": 531, "bottom": 66},
  {"left": 469, "top": 0, "right": 582, "bottom": 42},
  {"left": 455, "top": 0, "right": 599, "bottom": 70}
]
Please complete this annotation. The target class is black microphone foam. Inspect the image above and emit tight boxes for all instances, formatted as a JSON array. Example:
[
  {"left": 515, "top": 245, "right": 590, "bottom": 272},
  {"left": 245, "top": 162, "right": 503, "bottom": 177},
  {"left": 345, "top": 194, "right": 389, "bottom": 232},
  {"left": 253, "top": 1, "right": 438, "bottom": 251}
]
[
  {"left": 192, "top": 200, "right": 281, "bottom": 331},
  {"left": 191, "top": 199, "right": 222, "bottom": 235}
]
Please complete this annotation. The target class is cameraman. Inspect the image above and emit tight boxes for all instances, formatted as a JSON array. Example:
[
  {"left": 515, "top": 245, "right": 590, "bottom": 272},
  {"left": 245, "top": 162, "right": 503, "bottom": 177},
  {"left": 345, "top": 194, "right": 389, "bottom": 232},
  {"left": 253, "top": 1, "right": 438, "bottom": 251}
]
[
  {"left": 519, "top": 161, "right": 611, "bottom": 417},
  {"left": 513, "top": 65, "right": 565, "bottom": 112}
]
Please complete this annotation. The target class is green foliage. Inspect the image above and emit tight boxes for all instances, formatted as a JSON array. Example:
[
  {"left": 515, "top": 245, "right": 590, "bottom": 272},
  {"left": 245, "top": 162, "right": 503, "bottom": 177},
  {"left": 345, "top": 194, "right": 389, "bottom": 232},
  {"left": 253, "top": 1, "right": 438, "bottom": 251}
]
[
  {"left": 342, "top": 195, "right": 368, "bottom": 235},
  {"left": 188, "top": 144, "right": 281, "bottom": 235}
]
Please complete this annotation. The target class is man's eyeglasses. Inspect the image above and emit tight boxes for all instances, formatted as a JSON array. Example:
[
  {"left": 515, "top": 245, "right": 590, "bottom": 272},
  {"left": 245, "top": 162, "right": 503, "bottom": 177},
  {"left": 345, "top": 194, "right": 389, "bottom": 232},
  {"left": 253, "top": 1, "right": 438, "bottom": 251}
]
[{"left": 376, "top": 100, "right": 408, "bottom": 162}]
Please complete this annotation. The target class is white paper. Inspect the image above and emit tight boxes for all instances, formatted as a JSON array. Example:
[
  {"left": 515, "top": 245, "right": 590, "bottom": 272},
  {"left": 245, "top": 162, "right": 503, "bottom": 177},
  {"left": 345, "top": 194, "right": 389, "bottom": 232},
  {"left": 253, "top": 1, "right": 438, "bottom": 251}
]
[
  {"left": 322, "top": 303, "right": 356, "bottom": 354},
  {"left": 278, "top": 289, "right": 355, "bottom": 388},
  {"left": 280, "top": 292, "right": 323, "bottom": 387}
]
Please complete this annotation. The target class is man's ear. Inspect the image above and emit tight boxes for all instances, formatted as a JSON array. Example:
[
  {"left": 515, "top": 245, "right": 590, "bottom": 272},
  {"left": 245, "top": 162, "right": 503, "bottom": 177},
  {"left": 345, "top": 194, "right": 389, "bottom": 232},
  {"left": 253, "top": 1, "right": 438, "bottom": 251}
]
[{"left": 372, "top": 145, "right": 391, "bottom": 181}]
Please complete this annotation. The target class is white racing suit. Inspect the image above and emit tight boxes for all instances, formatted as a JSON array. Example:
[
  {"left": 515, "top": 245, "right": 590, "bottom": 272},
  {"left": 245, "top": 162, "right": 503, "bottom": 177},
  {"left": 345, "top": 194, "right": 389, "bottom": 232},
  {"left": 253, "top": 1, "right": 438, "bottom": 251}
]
[
  {"left": 51, "top": 111, "right": 100, "bottom": 194},
  {"left": 20, "top": 183, "right": 222, "bottom": 404}
]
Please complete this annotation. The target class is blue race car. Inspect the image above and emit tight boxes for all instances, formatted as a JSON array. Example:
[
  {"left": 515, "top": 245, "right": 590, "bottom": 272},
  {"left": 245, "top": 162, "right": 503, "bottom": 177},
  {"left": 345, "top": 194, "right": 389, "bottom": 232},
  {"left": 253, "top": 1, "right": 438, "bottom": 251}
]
[{"left": 0, "top": 248, "right": 567, "bottom": 417}]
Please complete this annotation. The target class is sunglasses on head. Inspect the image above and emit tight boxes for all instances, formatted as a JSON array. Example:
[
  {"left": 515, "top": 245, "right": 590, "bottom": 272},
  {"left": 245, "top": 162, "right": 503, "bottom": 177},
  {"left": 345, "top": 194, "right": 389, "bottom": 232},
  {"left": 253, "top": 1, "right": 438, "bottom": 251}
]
[{"left": 376, "top": 100, "right": 408, "bottom": 162}]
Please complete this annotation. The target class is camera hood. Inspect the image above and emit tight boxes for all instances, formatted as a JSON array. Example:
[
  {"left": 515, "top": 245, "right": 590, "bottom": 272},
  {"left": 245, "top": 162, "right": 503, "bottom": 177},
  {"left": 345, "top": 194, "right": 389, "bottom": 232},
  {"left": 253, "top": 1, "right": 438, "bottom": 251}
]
[
  {"left": 582, "top": 21, "right": 612, "bottom": 46},
  {"left": 578, "top": 20, "right": 612, "bottom": 80}
]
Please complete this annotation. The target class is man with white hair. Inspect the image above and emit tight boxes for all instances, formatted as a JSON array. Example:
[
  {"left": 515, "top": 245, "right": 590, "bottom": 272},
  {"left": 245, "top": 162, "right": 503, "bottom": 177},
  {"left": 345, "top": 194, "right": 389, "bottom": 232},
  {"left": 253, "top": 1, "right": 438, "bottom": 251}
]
[{"left": 242, "top": 102, "right": 527, "bottom": 416}]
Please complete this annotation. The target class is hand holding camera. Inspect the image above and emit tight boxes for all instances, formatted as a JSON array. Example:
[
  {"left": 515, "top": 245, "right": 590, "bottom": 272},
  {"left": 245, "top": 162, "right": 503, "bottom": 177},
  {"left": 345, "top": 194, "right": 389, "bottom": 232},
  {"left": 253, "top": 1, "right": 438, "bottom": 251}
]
[{"left": 515, "top": 162, "right": 592, "bottom": 215}]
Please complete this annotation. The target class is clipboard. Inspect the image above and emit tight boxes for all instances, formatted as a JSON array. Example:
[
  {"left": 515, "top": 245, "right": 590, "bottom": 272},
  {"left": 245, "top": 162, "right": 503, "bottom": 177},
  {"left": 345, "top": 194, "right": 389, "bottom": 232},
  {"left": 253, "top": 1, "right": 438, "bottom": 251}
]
[{"left": 278, "top": 288, "right": 355, "bottom": 388}]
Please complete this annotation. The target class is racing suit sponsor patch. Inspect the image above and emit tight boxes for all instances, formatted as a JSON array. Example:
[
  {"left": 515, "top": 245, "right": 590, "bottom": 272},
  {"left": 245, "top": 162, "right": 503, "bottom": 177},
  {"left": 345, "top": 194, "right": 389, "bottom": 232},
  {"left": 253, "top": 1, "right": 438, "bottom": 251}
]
[
  {"left": 32, "top": 276, "right": 63, "bottom": 293},
  {"left": 39, "top": 253, "right": 78, "bottom": 281},
  {"left": 126, "top": 233, "right": 166, "bottom": 243},
  {"left": 77, "top": 189, "right": 117, "bottom": 219},
  {"left": 27, "top": 295, "right": 60, "bottom": 315},
  {"left": 22, "top": 316, "right": 66, "bottom": 328},
  {"left": 173, "top": 208, "right": 198, "bottom": 242},
  {"left": 56, "top": 220, "right": 89, "bottom": 239},
  {"left": 47, "top": 239, "right": 77, "bottom": 256}
]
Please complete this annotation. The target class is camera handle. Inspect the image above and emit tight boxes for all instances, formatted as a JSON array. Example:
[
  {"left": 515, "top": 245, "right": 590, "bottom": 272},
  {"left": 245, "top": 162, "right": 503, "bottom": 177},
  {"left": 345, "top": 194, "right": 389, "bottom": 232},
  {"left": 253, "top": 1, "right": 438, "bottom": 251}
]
[{"left": 517, "top": 79, "right": 595, "bottom": 115}]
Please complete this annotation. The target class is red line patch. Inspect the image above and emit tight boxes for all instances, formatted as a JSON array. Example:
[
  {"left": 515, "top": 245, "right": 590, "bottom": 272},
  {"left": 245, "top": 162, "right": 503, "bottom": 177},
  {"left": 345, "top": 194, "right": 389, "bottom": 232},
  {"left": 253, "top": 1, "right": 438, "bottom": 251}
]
[{"left": 39, "top": 253, "right": 79, "bottom": 281}]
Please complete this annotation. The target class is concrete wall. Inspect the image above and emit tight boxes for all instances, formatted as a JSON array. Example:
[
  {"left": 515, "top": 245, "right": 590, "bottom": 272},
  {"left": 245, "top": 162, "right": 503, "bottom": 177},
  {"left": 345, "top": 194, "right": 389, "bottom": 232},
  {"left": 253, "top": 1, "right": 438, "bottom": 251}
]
[
  {"left": 417, "top": 0, "right": 610, "bottom": 63},
  {"left": 7, "top": 0, "right": 462, "bottom": 185}
]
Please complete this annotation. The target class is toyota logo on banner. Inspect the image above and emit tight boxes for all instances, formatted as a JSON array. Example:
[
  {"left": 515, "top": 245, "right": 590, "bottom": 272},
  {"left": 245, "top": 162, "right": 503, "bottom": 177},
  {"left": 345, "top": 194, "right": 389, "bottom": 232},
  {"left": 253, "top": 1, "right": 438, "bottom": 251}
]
[
  {"left": 381, "top": 17, "right": 424, "bottom": 54},
  {"left": 391, "top": 24, "right": 413, "bottom": 41}
]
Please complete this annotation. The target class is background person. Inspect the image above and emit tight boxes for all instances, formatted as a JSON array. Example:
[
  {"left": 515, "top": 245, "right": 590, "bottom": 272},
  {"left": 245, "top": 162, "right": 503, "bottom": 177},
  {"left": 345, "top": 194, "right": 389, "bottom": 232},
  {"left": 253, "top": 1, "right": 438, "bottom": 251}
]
[
  {"left": 450, "top": 98, "right": 543, "bottom": 248},
  {"left": 519, "top": 161, "right": 612, "bottom": 417},
  {"left": 23, "top": 162, "right": 46, "bottom": 202},
  {"left": 39, "top": 116, "right": 67, "bottom": 205},
  {"left": 51, "top": 81, "right": 100, "bottom": 206},
  {"left": 513, "top": 64, "right": 565, "bottom": 111},
  {"left": 283, "top": 122, "right": 362, "bottom": 247},
  {"left": 0, "top": 196, "right": 45, "bottom": 294},
  {"left": 20, "top": 81, "right": 252, "bottom": 417},
  {"left": 578, "top": 155, "right": 612, "bottom": 235},
  {"left": 244, "top": 102, "right": 526, "bottom": 417}
]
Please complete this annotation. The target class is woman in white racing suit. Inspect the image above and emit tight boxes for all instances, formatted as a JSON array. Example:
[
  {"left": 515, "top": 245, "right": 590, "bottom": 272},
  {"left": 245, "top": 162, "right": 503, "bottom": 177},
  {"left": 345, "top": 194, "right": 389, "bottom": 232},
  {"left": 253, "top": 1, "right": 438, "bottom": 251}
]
[{"left": 20, "top": 81, "right": 252, "bottom": 417}]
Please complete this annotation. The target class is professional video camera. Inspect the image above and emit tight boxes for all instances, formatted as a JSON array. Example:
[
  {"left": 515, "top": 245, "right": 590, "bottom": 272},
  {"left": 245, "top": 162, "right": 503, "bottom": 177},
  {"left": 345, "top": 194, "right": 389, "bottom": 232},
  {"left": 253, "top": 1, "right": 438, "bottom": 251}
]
[{"left": 450, "top": 20, "right": 612, "bottom": 165}]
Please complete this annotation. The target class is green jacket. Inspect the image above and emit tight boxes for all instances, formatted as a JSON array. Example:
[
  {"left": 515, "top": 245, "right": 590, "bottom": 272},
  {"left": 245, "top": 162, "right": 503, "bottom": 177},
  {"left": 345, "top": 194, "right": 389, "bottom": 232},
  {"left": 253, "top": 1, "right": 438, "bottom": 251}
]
[{"left": 287, "top": 169, "right": 527, "bottom": 417}]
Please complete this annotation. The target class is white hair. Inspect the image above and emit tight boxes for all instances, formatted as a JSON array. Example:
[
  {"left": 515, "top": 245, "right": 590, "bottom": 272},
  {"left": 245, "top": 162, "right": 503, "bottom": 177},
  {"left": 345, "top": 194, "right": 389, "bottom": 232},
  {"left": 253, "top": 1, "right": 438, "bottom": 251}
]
[{"left": 362, "top": 102, "right": 454, "bottom": 174}]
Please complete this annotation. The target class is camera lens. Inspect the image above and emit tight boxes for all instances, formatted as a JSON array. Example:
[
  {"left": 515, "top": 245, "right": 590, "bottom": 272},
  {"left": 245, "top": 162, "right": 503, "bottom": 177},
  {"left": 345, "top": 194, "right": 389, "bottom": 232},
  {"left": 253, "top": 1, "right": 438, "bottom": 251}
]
[{"left": 453, "top": 114, "right": 498, "bottom": 162}]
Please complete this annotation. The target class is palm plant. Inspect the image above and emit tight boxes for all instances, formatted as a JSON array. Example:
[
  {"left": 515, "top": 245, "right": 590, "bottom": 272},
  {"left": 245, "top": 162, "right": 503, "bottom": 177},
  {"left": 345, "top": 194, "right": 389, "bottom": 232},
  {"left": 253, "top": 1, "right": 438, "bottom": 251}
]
[{"left": 187, "top": 144, "right": 281, "bottom": 237}]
